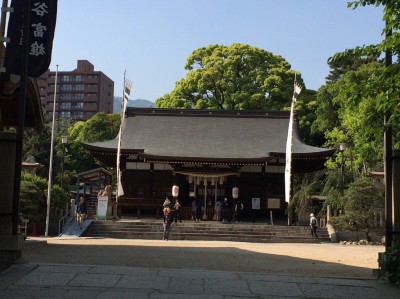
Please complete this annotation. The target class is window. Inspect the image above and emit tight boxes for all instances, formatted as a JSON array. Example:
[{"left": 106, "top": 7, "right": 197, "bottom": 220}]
[
  {"left": 60, "top": 102, "right": 71, "bottom": 109},
  {"left": 60, "top": 84, "right": 73, "bottom": 91},
  {"left": 62, "top": 75, "right": 72, "bottom": 82},
  {"left": 60, "top": 93, "right": 84, "bottom": 100},
  {"left": 71, "top": 102, "right": 83, "bottom": 109},
  {"left": 72, "top": 111, "right": 83, "bottom": 119},
  {"left": 60, "top": 111, "right": 71, "bottom": 118},
  {"left": 75, "top": 84, "right": 84, "bottom": 91}
]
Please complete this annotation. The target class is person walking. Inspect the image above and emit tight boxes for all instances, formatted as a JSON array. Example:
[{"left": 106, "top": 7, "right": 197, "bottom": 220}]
[
  {"left": 173, "top": 199, "right": 182, "bottom": 223},
  {"left": 310, "top": 213, "right": 319, "bottom": 241},
  {"left": 162, "top": 207, "right": 173, "bottom": 240},
  {"left": 76, "top": 196, "right": 87, "bottom": 229}
]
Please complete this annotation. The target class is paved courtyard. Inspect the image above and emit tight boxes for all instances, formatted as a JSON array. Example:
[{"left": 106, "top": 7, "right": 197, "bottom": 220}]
[{"left": 0, "top": 237, "right": 399, "bottom": 298}]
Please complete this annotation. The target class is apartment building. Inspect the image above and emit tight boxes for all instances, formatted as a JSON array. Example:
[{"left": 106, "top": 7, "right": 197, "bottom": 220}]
[{"left": 37, "top": 60, "right": 114, "bottom": 121}]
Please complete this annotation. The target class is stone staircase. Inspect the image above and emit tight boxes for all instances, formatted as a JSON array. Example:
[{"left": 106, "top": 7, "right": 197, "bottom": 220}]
[{"left": 83, "top": 220, "right": 331, "bottom": 243}]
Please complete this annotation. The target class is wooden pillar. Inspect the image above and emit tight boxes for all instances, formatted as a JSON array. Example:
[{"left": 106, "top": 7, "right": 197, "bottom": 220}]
[
  {"left": 203, "top": 178, "right": 208, "bottom": 220},
  {"left": 76, "top": 176, "right": 80, "bottom": 203},
  {"left": 149, "top": 163, "right": 154, "bottom": 197},
  {"left": 392, "top": 150, "right": 400, "bottom": 243},
  {"left": 0, "top": 132, "right": 24, "bottom": 261}
]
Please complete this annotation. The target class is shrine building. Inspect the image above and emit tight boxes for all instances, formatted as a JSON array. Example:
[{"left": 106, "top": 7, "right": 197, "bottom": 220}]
[{"left": 82, "top": 108, "right": 334, "bottom": 221}]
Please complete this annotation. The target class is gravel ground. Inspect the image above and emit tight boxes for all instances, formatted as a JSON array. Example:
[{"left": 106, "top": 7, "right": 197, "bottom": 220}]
[{"left": 18, "top": 237, "right": 383, "bottom": 279}]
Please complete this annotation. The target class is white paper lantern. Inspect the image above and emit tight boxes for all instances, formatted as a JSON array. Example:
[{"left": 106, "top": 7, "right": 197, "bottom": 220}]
[
  {"left": 232, "top": 187, "right": 239, "bottom": 199},
  {"left": 172, "top": 185, "right": 179, "bottom": 197}
]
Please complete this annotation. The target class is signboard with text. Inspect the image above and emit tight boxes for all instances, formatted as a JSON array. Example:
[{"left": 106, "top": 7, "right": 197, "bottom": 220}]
[
  {"left": 97, "top": 196, "right": 108, "bottom": 220},
  {"left": 267, "top": 198, "right": 281, "bottom": 209},
  {"left": 252, "top": 198, "right": 260, "bottom": 210},
  {"left": 5, "top": 0, "right": 58, "bottom": 77}
]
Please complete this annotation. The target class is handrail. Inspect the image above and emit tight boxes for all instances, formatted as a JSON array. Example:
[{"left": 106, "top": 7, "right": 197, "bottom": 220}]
[{"left": 58, "top": 207, "right": 75, "bottom": 236}]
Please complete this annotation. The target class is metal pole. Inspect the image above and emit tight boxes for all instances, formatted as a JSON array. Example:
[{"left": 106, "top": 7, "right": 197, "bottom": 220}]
[
  {"left": 61, "top": 142, "right": 64, "bottom": 189},
  {"left": 45, "top": 65, "right": 59, "bottom": 237},
  {"left": 341, "top": 150, "right": 345, "bottom": 196},
  {"left": 11, "top": 0, "right": 30, "bottom": 235}
]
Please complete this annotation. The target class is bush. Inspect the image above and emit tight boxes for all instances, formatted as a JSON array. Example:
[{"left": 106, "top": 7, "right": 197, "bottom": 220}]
[
  {"left": 379, "top": 241, "right": 400, "bottom": 287},
  {"left": 330, "top": 176, "right": 384, "bottom": 241}
]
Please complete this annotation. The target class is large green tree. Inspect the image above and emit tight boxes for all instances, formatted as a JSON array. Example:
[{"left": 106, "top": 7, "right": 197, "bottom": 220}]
[
  {"left": 156, "top": 43, "right": 303, "bottom": 110},
  {"left": 22, "top": 112, "right": 121, "bottom": 188},
  {"left": 19, "top": 172, "right": 68, "bottom": 223},
  {"left": 313, "top": 62, "right": 386, "bottom": 173},
  {"left": 67, "top": 112, "right": 120, "bottom": 175},
  {"left": 330, "top": 1, "right": 400, "bottom": 145}
]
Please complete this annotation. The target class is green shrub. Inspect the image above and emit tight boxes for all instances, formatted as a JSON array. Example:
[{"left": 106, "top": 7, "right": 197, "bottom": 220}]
[{"left": 379, "top": 241, "right": 400, "bottom": 287}]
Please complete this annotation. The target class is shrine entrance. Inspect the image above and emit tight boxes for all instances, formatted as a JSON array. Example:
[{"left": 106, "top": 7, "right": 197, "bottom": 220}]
[{"left": 174, "top": 171, "right": 239, "bottom": 220}]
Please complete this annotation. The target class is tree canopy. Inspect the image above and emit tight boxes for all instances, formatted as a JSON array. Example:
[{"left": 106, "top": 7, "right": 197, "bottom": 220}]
[
  {"left": 156, "top": 43, "right": 303, "bottom": 110},
  {"left": 67, "top": 112, "right": 120, "bottom": 175},
  {"left": 313, "top": 62, "right": 387, "bottom": 173},
  {"left": 329, "top": 1, "right": 400, "bottom": 134}
]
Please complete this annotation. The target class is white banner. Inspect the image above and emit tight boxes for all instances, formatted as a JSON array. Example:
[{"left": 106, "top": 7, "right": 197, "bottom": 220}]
[{"left": 285, "top": 77, "right": 302, "bottom": 203}]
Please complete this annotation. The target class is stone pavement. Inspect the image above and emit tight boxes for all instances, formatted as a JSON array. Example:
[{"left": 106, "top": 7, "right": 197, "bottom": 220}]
[{"left": 0, "top": 262, "right": 399, "bottom": 298}]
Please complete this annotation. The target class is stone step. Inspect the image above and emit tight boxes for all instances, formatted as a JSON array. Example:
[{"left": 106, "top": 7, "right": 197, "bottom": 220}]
[
  {"left": 84, "top": 220, "right": 330, "bottom": 243},
  {"left": 87, "top": 227, "right": 329, "bottom": 237}
]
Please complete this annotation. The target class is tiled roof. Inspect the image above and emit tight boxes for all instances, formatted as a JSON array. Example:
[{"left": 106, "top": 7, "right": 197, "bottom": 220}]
[{"left": 83, "top": 108, "right": 334, "bottom": 163}]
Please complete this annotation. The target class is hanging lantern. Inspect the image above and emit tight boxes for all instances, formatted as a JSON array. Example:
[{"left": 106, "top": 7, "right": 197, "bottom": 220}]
[
  {"left": 196, "top": 177, "right": 201, "bottom": 185},
  {"left": 232, "top": 187, "right": 239, "bottom": 199},
  {"left": 211, "top": 177, "right": 215, "bottom": 186},
  {"left": 219, "top": 176, "right": 224, "bottom": 185},
  {"left": 172, "top": 185, "right": 179, "bottom": 197},
  {"left": 204, "top": 178, "right": 208, "bottom": 186},
  {"left": 188, "top": 176, "right": 193, "bottom": 184}
]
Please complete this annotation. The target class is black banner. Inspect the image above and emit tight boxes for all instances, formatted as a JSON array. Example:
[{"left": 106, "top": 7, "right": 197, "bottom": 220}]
[{"left": 4, "top": 0, "right": 58, "bottom": 77}]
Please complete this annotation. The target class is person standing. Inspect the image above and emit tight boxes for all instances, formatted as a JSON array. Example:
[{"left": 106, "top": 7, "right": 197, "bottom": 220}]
[
  {"left": 221, "top": 198, "right": 229, "bottom": 223},
  {"left": 191, "top": 198, "right": 196, "bottom": 220},
  {"left": 195, "top": 197, "right": 202, "bottom": 221},
  {"left": 234, "top": 199, "right": 244, "bottom": 222},
  {"left": 214, "top": 199, "right": 222, "bottom": 221},
  {"left": 173, "top": 199, "right": 182, "bottom": 223},
  {"left": 163, "top": 197, "right": 171, "bottom": 209},
  {"left": 310, "top": 213, "right": 318, "bottom": 241},
  {"left": 163, "top": 207, "right": 173, "bottom": 240},
  {"left": 76, "top": 196, "right": 87, "bottom": 229}
]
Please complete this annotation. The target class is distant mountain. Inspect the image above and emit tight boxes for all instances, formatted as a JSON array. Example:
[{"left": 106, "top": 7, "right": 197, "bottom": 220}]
[{"left": 113, "top": 97, "right": 155, "bottom": 113}]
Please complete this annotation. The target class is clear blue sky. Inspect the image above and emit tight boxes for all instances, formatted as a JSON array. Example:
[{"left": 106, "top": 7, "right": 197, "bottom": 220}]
[{"left": 50, "top": 0, "right": 384, "bottom": 102}]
